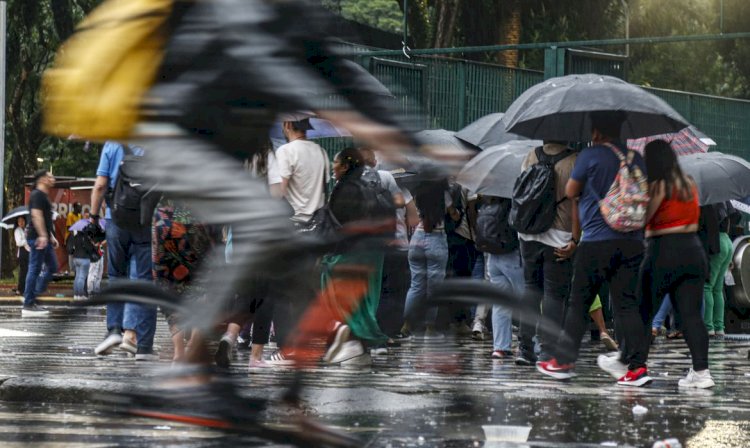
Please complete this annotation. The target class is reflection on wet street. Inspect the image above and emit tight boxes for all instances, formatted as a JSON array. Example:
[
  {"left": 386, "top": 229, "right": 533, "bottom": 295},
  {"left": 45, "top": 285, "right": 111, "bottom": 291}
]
[{"left": 0, "top": 306, "right": 748, "bottom": 447}]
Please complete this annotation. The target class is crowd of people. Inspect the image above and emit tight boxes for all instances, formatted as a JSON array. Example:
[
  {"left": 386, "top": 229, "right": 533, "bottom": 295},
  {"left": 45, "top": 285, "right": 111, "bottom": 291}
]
[{"left": 13, "top": 111, "right": 740, "bottom": 392}]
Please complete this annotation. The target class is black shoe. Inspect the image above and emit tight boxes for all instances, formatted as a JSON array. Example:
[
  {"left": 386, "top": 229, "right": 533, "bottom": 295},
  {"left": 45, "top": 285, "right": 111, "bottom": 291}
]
[
  {"left": 215, "top": 337, "right": 232, "bottom": 368},
  {"left": 135, "top": 348, "right": 159, "bottom": 362},
  {"left": 385, "top": 339, "right": 402, "bottom": 348},
  {"left": 236, "top": 336, "right": 251, "bottom": 351},
  {"left": 514, "top": 351, "right": 537, "bottom": 366}
]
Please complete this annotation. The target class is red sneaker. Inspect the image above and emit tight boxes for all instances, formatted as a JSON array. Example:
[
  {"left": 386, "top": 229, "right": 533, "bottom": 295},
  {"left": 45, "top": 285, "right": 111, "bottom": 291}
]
[
  {"left": 617, "top": 367, "right": 653, "bottom": 387},
  {"left": 536, "top": 358, "right": 576, "bottom": 380}
]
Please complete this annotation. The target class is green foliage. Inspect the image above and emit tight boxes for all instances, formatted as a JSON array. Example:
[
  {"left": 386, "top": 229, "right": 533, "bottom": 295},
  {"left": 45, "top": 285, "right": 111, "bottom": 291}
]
[{"left": 323, "top": 0, "right": 403, "bottom": 34}]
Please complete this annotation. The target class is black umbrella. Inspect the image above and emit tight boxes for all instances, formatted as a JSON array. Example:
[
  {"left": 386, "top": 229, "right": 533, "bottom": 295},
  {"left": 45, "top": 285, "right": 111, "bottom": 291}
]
[
  {"left": 502, "top": 74, "right": 690, "bottom": 141},
  {"left": 455, "top": 113, "right": 527, "bottom": 149},
  {"left": 1, "top": 206, "right": 29, "bottom": 229},
  {"left": 679, "top": 152, "right": 750, "bottom": 205},
  {"left": 415, "top": 129, "right": 477, "bottom": 152},
  {"left": 456, "top": 140, "right": 542, "bottom": 198}
]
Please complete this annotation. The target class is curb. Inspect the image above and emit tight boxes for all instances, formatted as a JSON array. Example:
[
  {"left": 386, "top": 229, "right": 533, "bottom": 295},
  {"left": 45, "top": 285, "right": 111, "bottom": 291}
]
[{"left": 0, "top": 377, "right": 128, "bottom": 403}]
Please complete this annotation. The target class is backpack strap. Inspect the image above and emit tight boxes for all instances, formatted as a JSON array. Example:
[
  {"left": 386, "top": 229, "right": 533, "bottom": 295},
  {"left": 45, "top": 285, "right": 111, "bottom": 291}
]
[
  {"left": 535, "top": 146, "right": 574, "bottom": 166},
  {"left": 602, "top": 142, "right": 628, "bottom": 163}
]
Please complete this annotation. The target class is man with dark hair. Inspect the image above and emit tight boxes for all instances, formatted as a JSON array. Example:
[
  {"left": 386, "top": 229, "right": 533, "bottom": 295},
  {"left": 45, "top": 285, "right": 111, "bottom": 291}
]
[
  {"left": 537, "top": 111, "right": 652, "bottom": 387},
  {"left": 277, "top": 118, "right": 329, "bottom": 225},
  {"left": 22, "top": 170, "right": 58, "bottom": 316}
]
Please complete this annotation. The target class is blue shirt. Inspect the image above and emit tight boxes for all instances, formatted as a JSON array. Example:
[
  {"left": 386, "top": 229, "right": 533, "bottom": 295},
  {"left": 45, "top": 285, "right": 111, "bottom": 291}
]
[
  {"left": 570, "top": 143, "right": 646, "bottom": 242},
  {"left": 96, "top": 141, "right": 144, "bottom": 219}
]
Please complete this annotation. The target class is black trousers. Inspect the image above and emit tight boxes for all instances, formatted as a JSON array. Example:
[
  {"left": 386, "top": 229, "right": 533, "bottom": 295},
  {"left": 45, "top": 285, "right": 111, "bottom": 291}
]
[
  {"left": 17, "top": 250, "right": 29, "bottom": 295},
  {"left": 518, "top": 240, "right": 573, "bottom": 360},
  {"left": 554, "top": 239, "right": 646, "bottom": 370},
  {"left": 439, "top": 234, "right": 478, "bottom": 326},
  {"left": 639, "top": 233, "right": 709, "bottom": 371},
  {"left": 376, "top": 250, "right": 410, "bottom": 337}
]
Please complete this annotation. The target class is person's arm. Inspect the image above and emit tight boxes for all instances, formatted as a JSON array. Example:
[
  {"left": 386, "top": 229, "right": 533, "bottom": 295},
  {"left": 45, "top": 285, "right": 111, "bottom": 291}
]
[
  {"left": 405, "top": 200, "right": 419, "bottom": 229},
  {"left": 91, "top": 175, "right": 109, "bottom": 219},
  {"left": 279, "top": 178, "right": 290, "bottom": 198},
  {"left": 554, "top": 199, "right": 580, "bottom": 261},
  {"left": 30, "top": 208, "right": 50, "bottom": 249},
  {"left": 645, "top": 180, "right": 666, "bottom": 223},
  {"left": 566, "top": 179, "right": 584, "bottom": 200},
  {"left": 269, "top": 183, "right": 283, "bottom": 198}
]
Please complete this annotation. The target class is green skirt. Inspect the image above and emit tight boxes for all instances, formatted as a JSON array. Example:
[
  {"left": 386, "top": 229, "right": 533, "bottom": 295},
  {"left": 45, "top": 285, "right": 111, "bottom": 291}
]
[{"left": 320, "top": 251, "right": 388, "bottom": 345}]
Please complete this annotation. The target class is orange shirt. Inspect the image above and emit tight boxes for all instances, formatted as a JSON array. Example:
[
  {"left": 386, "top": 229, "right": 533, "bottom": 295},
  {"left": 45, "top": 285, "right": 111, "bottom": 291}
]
[{"left": 646, "top": 184, "right": 699, "bottom": 231}]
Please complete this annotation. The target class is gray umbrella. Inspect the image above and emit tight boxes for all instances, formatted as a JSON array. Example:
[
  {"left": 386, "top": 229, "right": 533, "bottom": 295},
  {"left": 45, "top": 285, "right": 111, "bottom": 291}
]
[
  {"left": 415, "top": 129, "right": 477, "bottom": 151},
  {"left": 456, "top": 140, "right": 542, "bottom": 198},
  {"left": 502, "top": 74, "right": 690, "bottom": 141},
  {"left": 679, "top": 152, "right": 750, "bottom": 205},
  {"left": 455, "top": 113, "right": 527, "bottom": 149}
]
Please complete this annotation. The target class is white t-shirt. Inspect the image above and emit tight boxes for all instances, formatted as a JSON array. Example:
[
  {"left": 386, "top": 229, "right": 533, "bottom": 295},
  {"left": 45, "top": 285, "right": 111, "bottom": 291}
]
[
  {"left": 276, "top": 139, "right": 329, "bottom": 222},
  {"left": 267, "top": 151, "right": 282, "bottom": 186},
  {"left": 396, "top": 188, "right": 413, "bottom": 249}
]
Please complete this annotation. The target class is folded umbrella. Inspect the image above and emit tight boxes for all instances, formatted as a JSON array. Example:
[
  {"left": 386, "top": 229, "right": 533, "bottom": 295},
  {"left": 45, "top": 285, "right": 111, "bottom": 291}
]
[
  {"left": 679, "top": 152, "right": 750, "bottom": 205},
  {"left": 456, "top": 140, "right": 542, "bottom": 198},
  {"left": 455, "top": 113, "right": 527, "bottom": 149},
  {"left": 627, "top": 125, "right": 713, "bottom": 156},
  {"left": 502, "top": 74, "right": 689, "bottom": 141}
]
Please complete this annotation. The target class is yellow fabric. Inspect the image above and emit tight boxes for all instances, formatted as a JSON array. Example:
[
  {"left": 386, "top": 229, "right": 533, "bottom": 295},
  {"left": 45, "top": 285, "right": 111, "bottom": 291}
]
[
  {"left": 65, "top": 212, "right": 82, "bottom": 240},
  {"left": 589, "top": 295, "right": 602, "bottom": 313},
  {"left": 43, "top": 0, "right": 173, "bottom": 141}
]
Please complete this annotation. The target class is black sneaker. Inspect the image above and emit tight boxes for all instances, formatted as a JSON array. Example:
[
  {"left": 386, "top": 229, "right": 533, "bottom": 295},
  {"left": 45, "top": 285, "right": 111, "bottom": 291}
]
[
  {"left": 515, "top": 350, "right": 537, "bottom": 366},
  {"left": 21, "top": 304, "right": 50, "bottom": 317},
  {"left": 215, "top": 336, "right": 233, "bottom": 368},
  {"left": 135, "top": 348, "right": 159, "bottom": 362},
  {"left": 393, "top": 331, "right": 413, "bottom": 342}
]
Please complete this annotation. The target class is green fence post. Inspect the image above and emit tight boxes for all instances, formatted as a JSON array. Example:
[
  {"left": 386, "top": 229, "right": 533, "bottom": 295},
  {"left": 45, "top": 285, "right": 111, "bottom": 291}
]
[
  {"left": 458, "top": 60, "right": 466, "bottom": 128},
  {"left": 544, "top": 47, "right": 566, "bottom": 79}
]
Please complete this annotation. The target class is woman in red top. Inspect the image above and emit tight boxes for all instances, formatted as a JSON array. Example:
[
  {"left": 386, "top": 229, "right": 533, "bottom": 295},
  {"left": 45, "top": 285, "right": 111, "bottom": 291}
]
[{"left": 639, "top": 140, "right": 713, "bottom": 388}]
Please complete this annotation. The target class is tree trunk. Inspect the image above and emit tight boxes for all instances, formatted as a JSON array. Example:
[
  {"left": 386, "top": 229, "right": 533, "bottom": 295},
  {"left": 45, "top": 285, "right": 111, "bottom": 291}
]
[
  {"left": 497, "top": 0, "right": 522, "bottom": 67},
  {"left": 395, "top": 0, "right": 431, "bottom": 48},
  {"left": 432, "top": 0, "right": 460, "bottom": 49}
]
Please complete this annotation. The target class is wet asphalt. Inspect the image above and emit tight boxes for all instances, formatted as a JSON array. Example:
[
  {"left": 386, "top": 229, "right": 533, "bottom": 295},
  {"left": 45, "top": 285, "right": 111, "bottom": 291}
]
[{"left": 0, "top": 305, "right": 748, "bottom": 447}]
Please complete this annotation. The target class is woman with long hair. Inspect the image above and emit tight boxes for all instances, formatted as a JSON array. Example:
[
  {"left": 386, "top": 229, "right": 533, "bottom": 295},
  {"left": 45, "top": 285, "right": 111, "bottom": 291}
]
[
  {"left": 399, "top": 178, "right": 450, "bottom": 340},
  {"left": 639, "top": 140, "right": 713, "bottom": 388}
]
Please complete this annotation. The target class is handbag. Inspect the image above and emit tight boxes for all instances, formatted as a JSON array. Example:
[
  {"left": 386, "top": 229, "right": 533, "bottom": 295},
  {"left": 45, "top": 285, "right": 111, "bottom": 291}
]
[{"left": 301, "top": 206, "right": 341, "bottom": 240}]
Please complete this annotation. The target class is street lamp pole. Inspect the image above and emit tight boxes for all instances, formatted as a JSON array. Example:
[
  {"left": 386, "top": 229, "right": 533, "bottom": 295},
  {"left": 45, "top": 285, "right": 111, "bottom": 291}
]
[{"left": 0, "top": 2, "right": 7, "bottom": 278}]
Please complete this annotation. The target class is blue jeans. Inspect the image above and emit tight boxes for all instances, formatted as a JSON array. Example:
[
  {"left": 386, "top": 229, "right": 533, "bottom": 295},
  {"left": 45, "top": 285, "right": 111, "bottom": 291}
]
[
  {"left": 488, "top": 251, "right": 524, "bottom": 351},
  {"left": 23, "top": 240, "right": 59, "bottom": 307},
  {"left": 105, "top": 219, "right": 156, "bottom": 351},
  {"left": 72, "top": 257, "right": 91, "bottom": 296},
  {"left": 404, "top": 229, "right": 449, "bottom": 328},
  {"left": 652, "top": 294, "right": 672, "bottom": 330}
]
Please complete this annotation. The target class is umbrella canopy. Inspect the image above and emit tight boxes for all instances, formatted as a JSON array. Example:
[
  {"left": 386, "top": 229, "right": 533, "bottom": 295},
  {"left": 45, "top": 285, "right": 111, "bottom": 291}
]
[
  {"left": 627, "top": 126, "right": 713, "bottom": 156},
  {"left": 456, "top": 140, "right": 542, "bottom": 198},
  {"left": 416, "top": 129, "right": 477, "bottom": 152},
  {"left": 502, "top": 74, "right": 690, "bottom": 141},
  {"left": 455, "top": 113, "right": 527, "bottom": 149},
  {"left": 679, "top": 152, "right": 750, "bottom": 205},
  {"left": 1, "top": 206, "right": 28, "bottom": 224},
  {"left": 69, "top": 218, "right": 106, "bottom": 232}
]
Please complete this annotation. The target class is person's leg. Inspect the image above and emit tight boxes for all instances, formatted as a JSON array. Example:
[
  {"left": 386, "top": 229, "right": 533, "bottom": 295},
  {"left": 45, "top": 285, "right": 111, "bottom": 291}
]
[
  {"left": 518, "top": 240, "right": 544, "bottom": 361},
  {"left": 34, "top": 244, "right": 58, "bottom": 298},
  {"left": 702, "top": 257, "right": 716, "bottom": 333},
  {"left": 17, "top": 250, "right": 29, "bottom": 295},
  {"left": 74, "top": 258, "right": 90, "bottom": 297},
  {"left": 105, "top": 221, "right": 128, "bottom": 334},
  {"left": 423, "top": 233, "right": 449, "bottom": 330},
  {"left": 652, "top": 294, "right": 672, "bottom": 332},
  {"left": 376, "top": 250, "right": 408, "bottom": 337},
  {"left": 403, "top": 231, "right": 427, "bottom": 330},
  {"left": 539, "top": 248, "right": 573, "bottom": 359},
  {"left": 673, "top": 275, "right": 710, "bottom": 371},
  {"left": 129, "top": 226, "right": 157, "bottom": 354},
  {"left": 488, "top": 254, "right": 513, "bottom": 353},
  {"left": 712, "top": 233, "right": 733, "bottom": 334},
  {"left": 23, "top": 242, "right": 43, "bottom": 307},
  {"left": 251, "top": 297, "right": 274, "bottom": 362},
  {"left": 554, "top": 242, "right": 605, "bottom": 365},
  {"left": 609, "top": 242, "right": 647, "bottom": 371}
]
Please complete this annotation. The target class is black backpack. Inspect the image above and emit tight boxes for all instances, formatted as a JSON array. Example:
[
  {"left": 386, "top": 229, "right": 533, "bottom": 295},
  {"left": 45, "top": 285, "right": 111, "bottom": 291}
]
[
  {"left": 358, "top": 168, "right": 397, "bottom": 235},
  {"left": 474, "top": 196, "right": 518, "bottom": 254},
  {"left": 109, "top": 146, "right": 160, "bottom": 231},
  {"left": 509, "top": 147, "right": 573, "bottom": 235}
]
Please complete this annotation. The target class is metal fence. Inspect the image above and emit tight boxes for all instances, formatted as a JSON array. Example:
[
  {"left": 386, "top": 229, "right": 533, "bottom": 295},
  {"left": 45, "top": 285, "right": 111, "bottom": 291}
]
[{"left": 321, "top": 43, "right": 750, "bottom": 160}]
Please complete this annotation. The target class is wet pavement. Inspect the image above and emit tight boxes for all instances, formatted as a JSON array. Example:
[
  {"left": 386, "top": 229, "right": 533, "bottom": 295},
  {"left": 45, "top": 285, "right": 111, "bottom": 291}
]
[{"left": 0, "top": 305, "right": 749, "bottom": 447}]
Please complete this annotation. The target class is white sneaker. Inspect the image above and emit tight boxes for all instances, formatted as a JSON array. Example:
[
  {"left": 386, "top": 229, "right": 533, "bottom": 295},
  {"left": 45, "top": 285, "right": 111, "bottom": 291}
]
[
  {"left": 597, "top": 353, "right": 628, "bottom": 380},
  {"left": 95, "top": 333, "right": 123, "bottom": 356},
  {"left": 330, "top": 340, "right": 365, "bottom": 364},
  {"left": 678, "top": 368, "right": 715, "bottom": 389},
  {"left": 471, "top": 320, "right": 485, "bottom": 341},
  {"left": 323, "top": 323, "right": 350, "bottom": 363},
  {"left": 370, "top": 345, "right": 388, "bottom": 356},
  {"left": 21, "top": 305, "right": 50, "bottom": 317}
]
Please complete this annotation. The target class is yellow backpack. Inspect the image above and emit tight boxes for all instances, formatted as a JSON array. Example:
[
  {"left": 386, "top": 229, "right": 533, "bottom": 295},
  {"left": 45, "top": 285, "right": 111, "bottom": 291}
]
[{"left": 43, "top": 0, "right": 173, "bottom": 141}]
